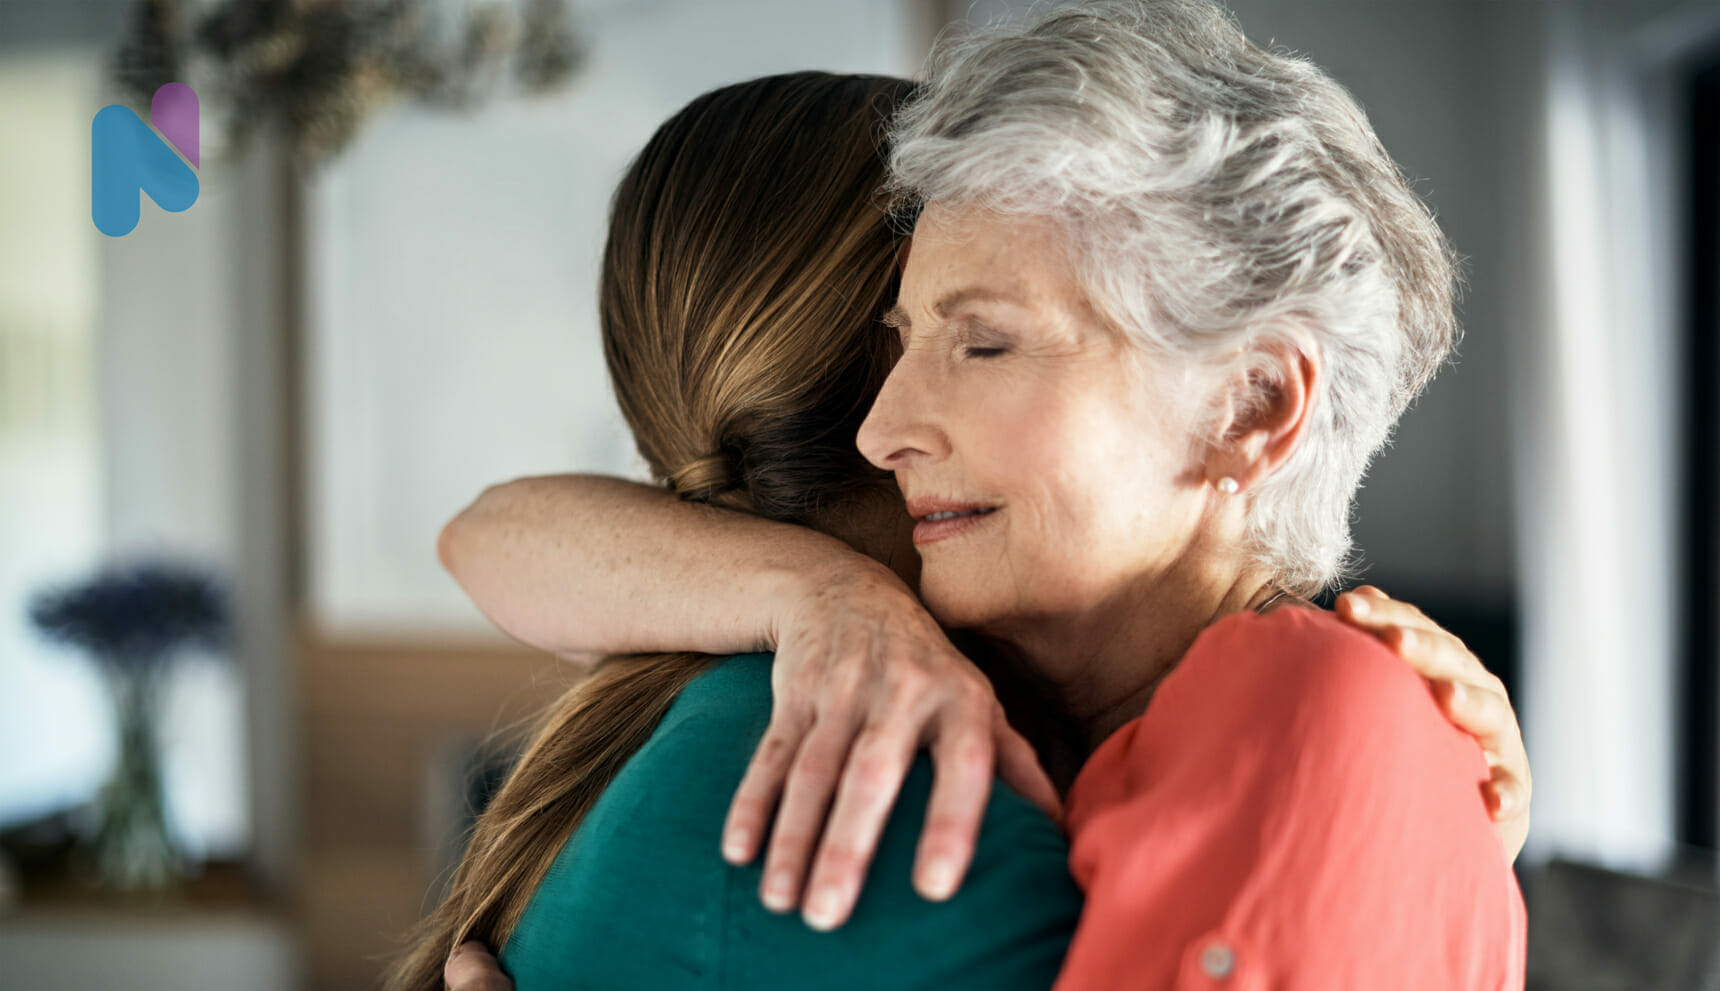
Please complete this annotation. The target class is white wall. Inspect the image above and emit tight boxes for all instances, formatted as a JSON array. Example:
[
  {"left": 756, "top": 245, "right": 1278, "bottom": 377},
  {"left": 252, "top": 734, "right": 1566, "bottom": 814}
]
[{"left": 0, "top": 50, "right": 110, "bottom": 828}]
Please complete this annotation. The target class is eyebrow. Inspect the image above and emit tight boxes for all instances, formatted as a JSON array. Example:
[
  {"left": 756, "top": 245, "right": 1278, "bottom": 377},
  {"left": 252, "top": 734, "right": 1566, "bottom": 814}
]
[{"left": 881, "top": 287, "right": 1025, "bottom": 331}]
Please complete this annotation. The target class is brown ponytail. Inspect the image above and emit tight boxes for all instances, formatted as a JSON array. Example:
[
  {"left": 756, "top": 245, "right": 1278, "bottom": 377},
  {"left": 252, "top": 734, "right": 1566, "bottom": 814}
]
[{"left": 384, "top": 72, "right": 918, "bottom": 991}]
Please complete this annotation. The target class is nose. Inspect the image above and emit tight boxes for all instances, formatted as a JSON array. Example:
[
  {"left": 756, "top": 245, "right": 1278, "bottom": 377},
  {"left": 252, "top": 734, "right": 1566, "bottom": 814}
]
[{"left": 857, "top": 345, "right": 947, "bottom": 471}]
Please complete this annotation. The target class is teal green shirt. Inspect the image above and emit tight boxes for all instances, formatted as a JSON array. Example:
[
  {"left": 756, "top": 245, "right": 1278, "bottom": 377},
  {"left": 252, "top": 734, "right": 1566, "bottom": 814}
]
[{"left": 499, "top": 652, "right": 1081, "bottom": 989}]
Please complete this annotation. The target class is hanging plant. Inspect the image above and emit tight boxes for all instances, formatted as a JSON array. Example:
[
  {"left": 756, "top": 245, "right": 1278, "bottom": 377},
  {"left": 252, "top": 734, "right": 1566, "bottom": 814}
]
[{"left": 107, "top": 0, "right": 590, "bottom": 173}]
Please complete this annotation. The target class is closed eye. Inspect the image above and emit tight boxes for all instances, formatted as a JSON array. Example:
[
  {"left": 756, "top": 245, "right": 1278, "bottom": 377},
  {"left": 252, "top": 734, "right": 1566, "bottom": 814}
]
[{"left": 962, "top": 346, "right": 1008, "bottom": 359}]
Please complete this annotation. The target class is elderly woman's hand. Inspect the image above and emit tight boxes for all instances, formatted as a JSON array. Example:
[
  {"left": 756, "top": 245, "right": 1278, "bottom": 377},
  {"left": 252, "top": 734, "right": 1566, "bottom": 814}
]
[
  {"left": 1335, "top": 586, "right": 1531, "bottom": 862},
  {"left": 720, "top": 558, "right": 1062, "bottom": 932}
]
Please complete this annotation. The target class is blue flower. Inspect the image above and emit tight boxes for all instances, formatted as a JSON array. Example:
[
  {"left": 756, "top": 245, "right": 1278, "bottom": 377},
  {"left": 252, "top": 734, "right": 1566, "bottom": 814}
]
[{"left": 27, "top": 560, "right": 230, "bottom": 668}]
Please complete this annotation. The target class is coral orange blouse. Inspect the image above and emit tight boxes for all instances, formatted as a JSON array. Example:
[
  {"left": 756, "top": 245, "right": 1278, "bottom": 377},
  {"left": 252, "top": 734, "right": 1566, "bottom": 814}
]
[{"left": 1054, "top": 606, "right": 1528, "bottom": 991}]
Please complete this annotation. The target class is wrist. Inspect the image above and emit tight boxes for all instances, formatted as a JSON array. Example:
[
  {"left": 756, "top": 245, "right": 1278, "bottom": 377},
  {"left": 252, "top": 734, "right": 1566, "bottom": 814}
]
[{"left": 768, "top": 544, "right": 910, "bottom": 650}]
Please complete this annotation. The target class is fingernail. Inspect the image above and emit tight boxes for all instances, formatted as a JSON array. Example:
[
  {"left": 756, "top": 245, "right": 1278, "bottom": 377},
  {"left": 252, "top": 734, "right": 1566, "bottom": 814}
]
[
  {"left": 804, "top": 887, "right": 843, "bottom": 931},
  {"left": 1447, "top": 680, "right": 1464, "bottom": 707},
  {"left": 722, "top": 828, "right": 751, "bottom": 863},
  {"left": 1398, "top": 627, "right": 1416, "bottom": 649},
  {"left": 762, "top": 871, "right": 795, "bottom": 912},
  {"left": 1346, "top": 594, "right": 1368, "bottom": 616},
  {"left": 920, "top": 858, "right": 959, "bottom": 901}
]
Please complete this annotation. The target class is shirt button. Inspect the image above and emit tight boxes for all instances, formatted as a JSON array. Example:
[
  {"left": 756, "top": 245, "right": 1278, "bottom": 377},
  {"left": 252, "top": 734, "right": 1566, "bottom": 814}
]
[{"left": 1199, "top": 941, "right": 1236, "bottom": 979}]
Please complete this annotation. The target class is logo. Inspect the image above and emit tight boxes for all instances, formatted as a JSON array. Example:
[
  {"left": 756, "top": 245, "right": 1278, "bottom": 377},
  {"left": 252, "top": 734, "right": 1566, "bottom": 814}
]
[{"left": 92, "top": 83, "right": 199, "bottom": 237}]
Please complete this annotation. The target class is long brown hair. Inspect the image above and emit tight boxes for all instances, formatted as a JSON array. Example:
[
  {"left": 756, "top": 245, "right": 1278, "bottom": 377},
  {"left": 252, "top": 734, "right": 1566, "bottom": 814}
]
[{"left": 384, "top": 71, "right": 918, "bottom": 990}]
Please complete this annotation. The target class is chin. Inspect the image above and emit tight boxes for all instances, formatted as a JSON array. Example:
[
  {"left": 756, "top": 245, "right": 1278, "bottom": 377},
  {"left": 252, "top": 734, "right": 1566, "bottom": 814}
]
[{"left": 918, "top": 569, "right": 1006, "bottom": 630}]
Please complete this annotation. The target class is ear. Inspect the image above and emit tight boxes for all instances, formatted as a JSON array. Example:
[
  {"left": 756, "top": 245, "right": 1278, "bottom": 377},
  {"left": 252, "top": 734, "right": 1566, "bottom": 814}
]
[{"left": 1205, "top": 334, "right": 1319, "bottom": 494}]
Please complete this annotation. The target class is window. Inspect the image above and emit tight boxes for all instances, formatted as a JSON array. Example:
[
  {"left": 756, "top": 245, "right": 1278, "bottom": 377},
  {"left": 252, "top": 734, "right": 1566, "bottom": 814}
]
[{"left": 0, "top": 49, "right": 110, "bottom": 826}]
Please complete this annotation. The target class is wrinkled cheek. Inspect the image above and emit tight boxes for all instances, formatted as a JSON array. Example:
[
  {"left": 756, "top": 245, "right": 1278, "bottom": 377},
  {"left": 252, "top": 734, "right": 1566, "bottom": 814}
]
[
  {"left": 914, "top": 518, "right": 1019, "bottom": 623},
  {"left": 966, "top": 500, "right": 1071, "bottom": 610}
]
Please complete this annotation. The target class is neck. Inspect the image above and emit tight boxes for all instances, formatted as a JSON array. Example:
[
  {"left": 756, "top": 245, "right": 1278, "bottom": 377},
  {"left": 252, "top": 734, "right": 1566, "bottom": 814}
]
[{"left": 981, "top": 555, "right": 1281, "bottom": 763}]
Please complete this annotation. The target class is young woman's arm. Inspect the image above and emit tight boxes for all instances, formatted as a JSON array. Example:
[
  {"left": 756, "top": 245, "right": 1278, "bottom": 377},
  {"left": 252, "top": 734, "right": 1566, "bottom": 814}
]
[
  {"left": 438, "top": 473, "right": 846, "bottom": 661},
  {"left": 438, "top": 473, "right": 1062, "bottom": 926},
  {"left": 438, "top": 475, "right": 1532, "bottom": 932}
]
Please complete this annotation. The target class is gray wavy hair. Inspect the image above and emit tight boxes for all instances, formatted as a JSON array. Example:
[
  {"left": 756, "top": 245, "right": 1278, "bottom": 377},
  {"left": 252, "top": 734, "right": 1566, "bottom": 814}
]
[{"left": 888, "top": 0, "right": 1462, "bottom": 593}]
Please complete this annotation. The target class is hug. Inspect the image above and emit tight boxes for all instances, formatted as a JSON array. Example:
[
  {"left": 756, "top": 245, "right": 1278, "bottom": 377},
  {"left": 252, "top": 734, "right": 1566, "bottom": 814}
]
[{"left": 397, "top": 2, "right": 1530, "bottom": 988}]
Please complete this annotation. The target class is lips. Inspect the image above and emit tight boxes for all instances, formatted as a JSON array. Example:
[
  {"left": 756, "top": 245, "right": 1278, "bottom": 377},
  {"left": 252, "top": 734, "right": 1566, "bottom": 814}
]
[
  {"left": 906, "top": 498, "right": 998, "bottom": 522},
  {"left": 921, "top": 508, "right": 994, "bottom": 522},
  {"left": 906, "top": 499, "right": 1000, "bottom": 546}
]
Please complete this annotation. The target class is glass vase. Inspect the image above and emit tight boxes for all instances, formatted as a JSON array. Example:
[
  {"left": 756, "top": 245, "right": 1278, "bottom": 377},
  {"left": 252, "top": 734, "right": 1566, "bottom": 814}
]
[{"left": 91, "top": 669, "right": 180, "bottom": 892}]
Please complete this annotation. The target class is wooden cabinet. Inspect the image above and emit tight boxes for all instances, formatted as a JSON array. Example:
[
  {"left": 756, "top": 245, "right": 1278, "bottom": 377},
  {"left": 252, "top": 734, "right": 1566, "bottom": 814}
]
[{"left": 294, "top": 625, "right": 571, "bottom": 990}]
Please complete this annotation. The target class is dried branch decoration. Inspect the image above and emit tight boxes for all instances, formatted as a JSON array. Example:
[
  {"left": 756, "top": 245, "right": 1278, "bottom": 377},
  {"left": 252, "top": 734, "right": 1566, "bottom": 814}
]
[{"left": 108, "top": 0, "right": 589, "bottom": 172}]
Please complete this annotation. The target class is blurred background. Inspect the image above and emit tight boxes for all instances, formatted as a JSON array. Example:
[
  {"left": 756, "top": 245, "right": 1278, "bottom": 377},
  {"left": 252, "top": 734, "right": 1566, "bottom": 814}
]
[{"left": 0, "top": 0, "right": 1716, "bottom": 987}]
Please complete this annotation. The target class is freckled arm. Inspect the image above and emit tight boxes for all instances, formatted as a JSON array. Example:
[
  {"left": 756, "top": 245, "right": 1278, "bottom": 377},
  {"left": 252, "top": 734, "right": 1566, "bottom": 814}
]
[{"left": 437, "top": 473, "right": 868, "bottom": 663}]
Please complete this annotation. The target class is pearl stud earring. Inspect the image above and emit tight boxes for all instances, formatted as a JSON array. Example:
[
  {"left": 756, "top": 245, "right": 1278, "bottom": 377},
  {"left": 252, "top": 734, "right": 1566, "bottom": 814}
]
[{"left": 1216, "top": 476, "right": 1240, "bottom": 495}]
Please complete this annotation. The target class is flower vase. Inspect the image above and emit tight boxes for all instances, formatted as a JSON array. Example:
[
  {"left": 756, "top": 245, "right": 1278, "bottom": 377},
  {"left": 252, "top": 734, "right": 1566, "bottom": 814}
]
[{"left": 90, "top": 669, "right": 180, "bottom": 892}]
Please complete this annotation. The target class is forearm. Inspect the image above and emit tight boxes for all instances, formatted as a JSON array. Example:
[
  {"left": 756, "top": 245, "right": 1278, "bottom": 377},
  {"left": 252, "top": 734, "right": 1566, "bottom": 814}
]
[{"left": 438, "top": 473, "right": 877, "bottom": 660}]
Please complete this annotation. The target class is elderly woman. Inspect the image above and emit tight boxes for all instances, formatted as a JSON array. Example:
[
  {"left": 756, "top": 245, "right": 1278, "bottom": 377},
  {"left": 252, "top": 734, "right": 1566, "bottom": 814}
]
[
  {"left": 848, "top": 3, "right": 1528, "bottom": 981},
  {"left": 441, "top": 2, "right": 1528, "bottom": 987}
]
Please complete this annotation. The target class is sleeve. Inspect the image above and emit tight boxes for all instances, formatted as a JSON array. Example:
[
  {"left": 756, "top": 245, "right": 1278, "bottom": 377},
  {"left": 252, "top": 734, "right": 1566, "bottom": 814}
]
[{"left": 1053, "top": 610, "right": 1528, "bottom": 991}]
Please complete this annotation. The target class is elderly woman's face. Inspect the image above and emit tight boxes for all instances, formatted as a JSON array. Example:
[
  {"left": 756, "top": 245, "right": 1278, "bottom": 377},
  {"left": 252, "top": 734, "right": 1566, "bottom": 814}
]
[{"left": 858, "top": 204, "right": 1211, "bottom": 632}]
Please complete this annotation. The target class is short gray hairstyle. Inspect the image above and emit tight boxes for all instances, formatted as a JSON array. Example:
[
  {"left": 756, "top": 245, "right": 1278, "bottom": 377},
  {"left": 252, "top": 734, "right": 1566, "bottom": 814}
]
[{"left": 888, "top": 0, "right": 1461, "bottom": 593}]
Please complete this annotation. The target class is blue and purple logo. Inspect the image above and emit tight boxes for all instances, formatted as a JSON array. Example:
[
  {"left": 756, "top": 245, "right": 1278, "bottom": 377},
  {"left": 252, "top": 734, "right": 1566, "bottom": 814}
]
[{"left": 92, "top": 83, "right": 199, "bottom": 237}]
